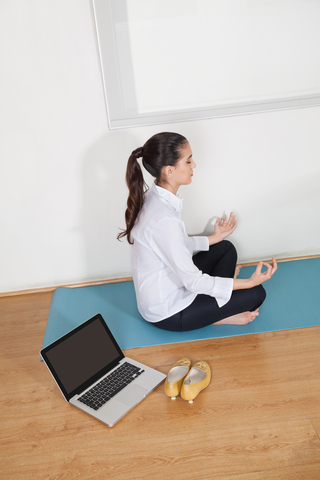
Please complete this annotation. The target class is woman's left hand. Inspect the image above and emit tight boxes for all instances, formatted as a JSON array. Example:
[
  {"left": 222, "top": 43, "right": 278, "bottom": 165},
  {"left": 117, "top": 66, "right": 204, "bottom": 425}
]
[{"left": 208, "top": 212, "right": 237, "bottom": 245}]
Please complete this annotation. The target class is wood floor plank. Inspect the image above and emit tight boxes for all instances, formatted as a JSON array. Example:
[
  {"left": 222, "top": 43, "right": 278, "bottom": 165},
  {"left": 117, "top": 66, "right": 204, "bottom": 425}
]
[
  {"left": 0, "top": 291, "right": 52, "bottom": 321},
  {"left": 3, "top": 343, "right": 319, "bottom": 431},
  {"left": 259, "top": 463, "right": 320, "bottom": 479},
  {"left": 202, "top": 473, "right": 262, "bottom": 480},
  {"left": 177, "top": 344, "right": 320, "bottom": 392},
  {"left": 0, "top": 451, "right": 84, "bottom": 480},
  {"left": 311, "top": 417, "right": 320, "bottom": 438},
  {"left": 0, "top": 410, "right": 94, "bottom": 460},
  {"left": 44, "top": 375, "right": 320, "bottom": 439},
  {"left": 0, "top": 292, "right": 51, "bottom": 360},
  {"left": 1, "top": 419, "right": 318, "bottom": 480},
  {"left": 123, "top": 327, "right": 320, "bottom": 369},
  {"left": 0, "top": 355, "right": 56, "bottom": 422},
  {"left": 2, "top": 376, "right": 319, "bottom": 461},
  {"left": 73, "top": 419, "right": 320, "bottom": 480}
]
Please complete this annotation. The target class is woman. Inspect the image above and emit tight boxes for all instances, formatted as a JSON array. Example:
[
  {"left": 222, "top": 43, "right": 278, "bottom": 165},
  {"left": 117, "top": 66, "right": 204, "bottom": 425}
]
[{"left": 118, "top": 132, "right": 277, "bottom": 332}]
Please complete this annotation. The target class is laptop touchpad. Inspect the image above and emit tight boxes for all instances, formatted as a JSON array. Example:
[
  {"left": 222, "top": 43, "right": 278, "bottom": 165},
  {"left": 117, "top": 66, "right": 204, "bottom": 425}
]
[{"left": 117, "top": 384, "right": 148, "bottom": 406}]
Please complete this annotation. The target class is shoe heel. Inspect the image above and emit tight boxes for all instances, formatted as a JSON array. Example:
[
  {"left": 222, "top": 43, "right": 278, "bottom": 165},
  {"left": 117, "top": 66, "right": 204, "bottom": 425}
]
[
  {"left": 180, "top": 361, "right": 211, "bottom": 403},
  {"left": 164, "top": 358, "right": 191, "bottom": 399}
]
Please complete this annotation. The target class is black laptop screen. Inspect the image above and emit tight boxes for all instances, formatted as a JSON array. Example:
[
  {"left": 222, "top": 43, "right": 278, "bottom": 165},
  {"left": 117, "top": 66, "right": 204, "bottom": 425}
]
[{"left": 42, "top": 315, "right": 123, "bottom": 398}]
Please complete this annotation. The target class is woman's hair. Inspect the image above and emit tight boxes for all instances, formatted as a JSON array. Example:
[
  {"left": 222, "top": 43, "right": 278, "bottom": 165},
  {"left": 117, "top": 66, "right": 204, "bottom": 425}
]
[{"left": 117, "top": 132, "right": 188, "bottom": 244}]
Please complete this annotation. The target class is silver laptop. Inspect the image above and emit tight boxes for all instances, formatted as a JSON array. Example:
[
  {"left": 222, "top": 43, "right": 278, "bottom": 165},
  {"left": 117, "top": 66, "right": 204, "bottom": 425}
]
[{"left": 40, "top": 313, "right": 166, "bottom": 427}]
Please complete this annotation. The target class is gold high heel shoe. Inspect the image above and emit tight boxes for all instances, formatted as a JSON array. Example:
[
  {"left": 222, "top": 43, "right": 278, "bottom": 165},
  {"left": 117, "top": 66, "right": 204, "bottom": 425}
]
[
  {"left": 180, "top": 361, "right": 211, "bottom": 403},
  {"left": 164, "top": 358, "right": 191, "bottom": 400}
]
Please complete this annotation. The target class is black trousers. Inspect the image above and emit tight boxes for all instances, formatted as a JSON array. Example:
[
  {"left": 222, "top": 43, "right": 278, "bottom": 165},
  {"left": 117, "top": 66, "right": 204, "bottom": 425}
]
[{"left": 153, "top": 240, "right": 266, "bottom": 332}]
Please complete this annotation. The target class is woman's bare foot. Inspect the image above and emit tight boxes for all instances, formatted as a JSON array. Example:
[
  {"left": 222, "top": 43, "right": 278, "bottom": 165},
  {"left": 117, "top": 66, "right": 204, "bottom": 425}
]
[
  {"left": 214, "top": 308, "right": 259, "bottom": 325},
  {"left": 234, "top": 265, "right": 242, "bottom": 279}
]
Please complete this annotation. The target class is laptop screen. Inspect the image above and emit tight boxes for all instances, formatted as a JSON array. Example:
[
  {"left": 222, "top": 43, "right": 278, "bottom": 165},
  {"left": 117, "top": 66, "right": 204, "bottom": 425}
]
[{"left": 41, "top": 314, "right": 124, "bottom": 400}]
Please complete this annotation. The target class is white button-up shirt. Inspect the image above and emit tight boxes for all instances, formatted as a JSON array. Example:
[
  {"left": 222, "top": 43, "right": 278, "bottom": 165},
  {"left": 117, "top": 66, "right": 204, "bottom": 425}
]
[{"left": 130, "top": 182, "right": 233, "bottom": 323}]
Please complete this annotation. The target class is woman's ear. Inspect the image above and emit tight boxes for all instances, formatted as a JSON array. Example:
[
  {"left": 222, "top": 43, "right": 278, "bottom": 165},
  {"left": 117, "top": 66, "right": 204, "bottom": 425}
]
[{"left": 164, "top": 165, "right": 174, "bottom": 178}]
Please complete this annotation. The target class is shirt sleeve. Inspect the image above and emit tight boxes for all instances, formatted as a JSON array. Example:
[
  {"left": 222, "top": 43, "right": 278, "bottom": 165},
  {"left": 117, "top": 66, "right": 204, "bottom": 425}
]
[{"left": 150, "top": 217, "right": 233, "bottom": 307}]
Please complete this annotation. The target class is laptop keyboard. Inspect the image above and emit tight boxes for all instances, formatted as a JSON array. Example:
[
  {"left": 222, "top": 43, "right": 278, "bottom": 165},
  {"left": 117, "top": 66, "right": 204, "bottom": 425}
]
[{"left": 78, "top": 362, "right": 145, "bottom": 411}]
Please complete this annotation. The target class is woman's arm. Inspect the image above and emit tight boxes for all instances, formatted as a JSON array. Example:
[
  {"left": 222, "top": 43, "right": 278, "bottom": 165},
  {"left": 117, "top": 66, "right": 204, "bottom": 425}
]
[
  {"left": 207, "top": 213, "right": 237, "bottom": 245},
  {"left": 206, "top": 213, "right": 277, "bottom": 289},
  {"left": 233, "top": 258, "right": 278, "bottom": 290},
  {"left": 151, "top": 217, "right": 233, "bottom": 306}
]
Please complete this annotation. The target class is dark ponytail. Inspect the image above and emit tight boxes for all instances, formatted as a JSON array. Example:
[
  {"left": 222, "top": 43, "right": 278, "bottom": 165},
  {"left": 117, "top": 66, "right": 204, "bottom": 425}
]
[
  {"left": 117, "top": 147, "right": 147, "bottom": 244},
  {"left": 117, "top": 132, "right": 187, "bottom": 244}
]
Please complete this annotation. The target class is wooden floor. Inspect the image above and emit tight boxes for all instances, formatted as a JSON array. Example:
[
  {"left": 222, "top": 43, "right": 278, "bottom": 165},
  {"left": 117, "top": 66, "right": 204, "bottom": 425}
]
[{"left": 0, "top": 292, "right": 320, "bottom": 480}]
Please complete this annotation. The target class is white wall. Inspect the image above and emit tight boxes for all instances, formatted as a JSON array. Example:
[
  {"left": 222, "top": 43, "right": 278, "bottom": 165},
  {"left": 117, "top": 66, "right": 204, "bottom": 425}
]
[{"left": 0, "top": 0, "right": 319, "bottom": 293}]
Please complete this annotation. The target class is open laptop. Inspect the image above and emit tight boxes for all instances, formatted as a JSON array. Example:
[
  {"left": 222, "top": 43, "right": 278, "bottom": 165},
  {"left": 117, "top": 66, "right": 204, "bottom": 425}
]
[{"left": 40, "top": 313, "right": 166, "bottom": 427}]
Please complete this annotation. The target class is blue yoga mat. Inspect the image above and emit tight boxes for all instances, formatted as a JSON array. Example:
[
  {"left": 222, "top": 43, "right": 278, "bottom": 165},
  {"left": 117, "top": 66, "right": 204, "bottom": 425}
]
[{"left": 42, "top": 258, "right": 320, "bottom": 352}]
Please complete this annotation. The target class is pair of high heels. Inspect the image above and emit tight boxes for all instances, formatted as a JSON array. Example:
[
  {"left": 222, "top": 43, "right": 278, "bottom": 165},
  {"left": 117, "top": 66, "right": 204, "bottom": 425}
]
[{"left": 164, "top": 358, "right": 211, "bottom": 403}]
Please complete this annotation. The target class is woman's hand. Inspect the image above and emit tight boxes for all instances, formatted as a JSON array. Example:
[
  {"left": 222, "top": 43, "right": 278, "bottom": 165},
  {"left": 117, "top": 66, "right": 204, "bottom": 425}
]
[
  {"left": 208, "top": 213, "right": 237, "bottom": 245},
  {"left": 233, "top": 258, "right": 278, "bottom": 290},
  {"left": 249, "top": 258, "right": 278, "bottom": 287}
]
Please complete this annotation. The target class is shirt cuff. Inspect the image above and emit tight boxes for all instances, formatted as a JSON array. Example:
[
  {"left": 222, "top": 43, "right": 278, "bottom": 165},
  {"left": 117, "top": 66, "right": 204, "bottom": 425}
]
[
  {"left": 213, "top": 277, "right": 234, "bottom": 308},
  {"left": 191, "top": 235, "right": 209, "bottom": 253}
]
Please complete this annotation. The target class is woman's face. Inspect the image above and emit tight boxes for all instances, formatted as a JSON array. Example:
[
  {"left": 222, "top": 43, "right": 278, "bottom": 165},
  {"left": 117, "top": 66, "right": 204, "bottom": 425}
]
[{"left": 173, "top": 142, "right": 196, "bottom": 187}]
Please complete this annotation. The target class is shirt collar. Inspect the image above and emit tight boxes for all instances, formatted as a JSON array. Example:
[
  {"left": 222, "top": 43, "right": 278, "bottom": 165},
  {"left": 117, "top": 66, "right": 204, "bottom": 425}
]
[{"left": 152, "top": 182, "right": 183, "bottom": 213}]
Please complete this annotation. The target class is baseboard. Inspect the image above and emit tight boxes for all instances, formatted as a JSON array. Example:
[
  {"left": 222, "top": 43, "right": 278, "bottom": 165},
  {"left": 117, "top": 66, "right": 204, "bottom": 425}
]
[
  {"left": 0, "top": 277, "right": 133, "bottom": 298},
  {"left": 1, "top": 254, "right": 319, "bottom": 298}
]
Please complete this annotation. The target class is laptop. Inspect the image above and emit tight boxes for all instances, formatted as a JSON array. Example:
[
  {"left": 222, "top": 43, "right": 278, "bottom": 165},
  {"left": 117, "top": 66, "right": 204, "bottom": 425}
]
[{"left": 40, "top": 313, "right": 166, "bottom": 427}]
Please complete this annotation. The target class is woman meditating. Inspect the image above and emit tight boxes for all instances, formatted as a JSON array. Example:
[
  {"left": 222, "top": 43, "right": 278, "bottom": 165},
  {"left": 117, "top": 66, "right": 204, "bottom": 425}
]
[{"left": 118, "top": 132, "right": 277, "bottom": 332}]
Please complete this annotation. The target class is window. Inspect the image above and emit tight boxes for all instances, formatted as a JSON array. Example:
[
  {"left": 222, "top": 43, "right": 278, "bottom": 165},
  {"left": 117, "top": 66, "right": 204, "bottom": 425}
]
[{"left": 93, "top": 0, "right": 320, "bottom": 129}]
